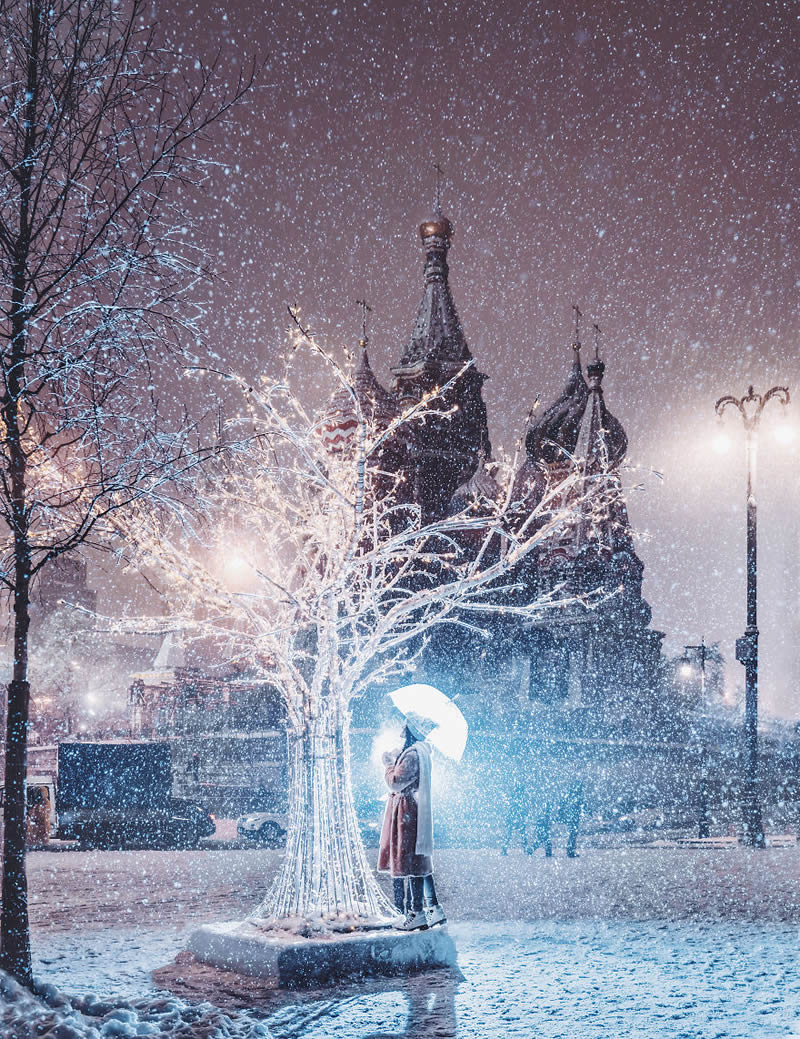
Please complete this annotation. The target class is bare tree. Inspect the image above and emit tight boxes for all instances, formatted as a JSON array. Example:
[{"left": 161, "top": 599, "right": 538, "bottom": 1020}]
[
  {"left": 0, "top": 0, "right": 253, "bottom": 984},
  {"left": 117, "top": 314, "right": 621, "bottom": 930}
]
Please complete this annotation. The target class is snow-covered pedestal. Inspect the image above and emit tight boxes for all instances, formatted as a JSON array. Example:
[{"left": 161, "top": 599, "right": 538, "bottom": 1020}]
[{"left": 188, "top": 920, "right": 457, "bottom": 988}]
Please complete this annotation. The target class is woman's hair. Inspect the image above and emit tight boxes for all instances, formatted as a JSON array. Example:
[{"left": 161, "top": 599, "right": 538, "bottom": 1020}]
[{"left": 402, "top": 724, "right": 420, "bottom": 750}]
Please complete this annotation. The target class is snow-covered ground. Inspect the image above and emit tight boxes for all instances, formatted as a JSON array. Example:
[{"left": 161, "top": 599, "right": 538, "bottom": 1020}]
[
  {"left": 6, "top": 843, "right": 800, "bottom": 1037},
  {"left": 22, "top": 918, "right": 800, "bottom": 1039}
]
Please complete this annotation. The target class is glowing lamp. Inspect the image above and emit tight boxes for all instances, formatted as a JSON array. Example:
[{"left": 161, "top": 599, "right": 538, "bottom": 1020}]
[
  {"left": 712, "top": 431, "right": 731, "bottom": 454},
  {"left": 225, "top": 551, "right": 249, "bottom": 573}
]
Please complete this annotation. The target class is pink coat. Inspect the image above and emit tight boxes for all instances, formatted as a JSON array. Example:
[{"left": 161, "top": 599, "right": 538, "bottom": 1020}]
[{"left": 377, "top": 745, "right": 433, "bottom": 878}]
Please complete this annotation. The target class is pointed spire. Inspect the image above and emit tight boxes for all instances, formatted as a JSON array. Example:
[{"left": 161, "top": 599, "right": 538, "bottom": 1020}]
[
  {"left": 398, "top": 193, "right": 470, "bottom": 366},
  {"left": 587, "top": 321, "right": 605, "bottom": 385},
  {"left": 349, "top": 300, "right": 400, "bottom": 430},
  {"left": 575, "top": 332, "right": 627, "bottom": 466},
  {"left": 356, "top": 298, "right": 372, "bottom": 349},
  {"left": 567, "top": 304, "right": 585, "bottom": 381},
  {"left": 318, "top": 302, "right": 400, "bottom": 451},
  {"left": 571, "top": 341, "right": 583, "bottom": 375},
  {"left": 572, "top": 304, "right": 583, "bottom": 352},
  {"left": 355, "top": 297, "right": 373, "bottom": 374}
]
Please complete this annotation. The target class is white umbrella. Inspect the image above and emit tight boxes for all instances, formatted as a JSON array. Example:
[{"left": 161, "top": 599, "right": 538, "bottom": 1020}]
[{"left": 388, "top": 683, "right": 468, "bottom": 762}]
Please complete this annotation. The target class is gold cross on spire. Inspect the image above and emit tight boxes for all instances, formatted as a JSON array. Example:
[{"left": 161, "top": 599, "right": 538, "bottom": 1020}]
[
  {"left": 572, "top": 304, "right": 583, "bottom": 352},
  {"left": 593, "top": 322, "right": 601, "bottom": 360},
  {"left": 355, "top": 298, "right": 372, "bottom": 347},
  {"left": 433, "top": 163, "right": 445, "bottom": 215}
]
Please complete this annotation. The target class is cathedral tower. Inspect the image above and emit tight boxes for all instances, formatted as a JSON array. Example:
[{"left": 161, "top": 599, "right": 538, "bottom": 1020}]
[
  {"left": 391, "top": 210, "right": 491, "bottom": 521},
  {"left": 513, "top": 338, "right": 663, "bottom": 716}
]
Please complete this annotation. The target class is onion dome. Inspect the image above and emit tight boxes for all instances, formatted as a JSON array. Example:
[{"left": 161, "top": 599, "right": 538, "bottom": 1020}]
[
  {"left": 317, "top": 384, "right": 358, "bottom": 452},
  {"left": 399, "top": 210, "right": 471, "bottom": 367},
  {"left": 448, "top": 450, "right": 501, "bottom": 515},
  {"left": 512, "top": 342, "right": 629, "bottom": 515},
  {"left": 419, "top": 213, "right": 454, "bottom": 242},
  {"left": 318, "top": 344, "right": 400, "bottom": 453},
  {"left": 574, "top": 358, "right": 628, "bottom": 467},
  {"left": 524, "top": 347, "right": 589, "bottom": 464}
]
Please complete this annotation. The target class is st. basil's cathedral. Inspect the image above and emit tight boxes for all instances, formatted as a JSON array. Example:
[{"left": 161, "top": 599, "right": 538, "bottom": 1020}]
[
  {"left": 321, "top": 205, "right": 666, "bottom": 741},
  {"left": 127, "top": 203, "right": 765, "bottom": 829}
]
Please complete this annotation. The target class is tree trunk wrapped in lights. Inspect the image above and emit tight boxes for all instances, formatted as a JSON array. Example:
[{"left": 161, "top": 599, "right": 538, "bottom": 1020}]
[
  {"left": 258, "top": 706, "right": 391, "bottom": 924},
  {"left": 118, "top": 312, "right": 623, "bottom": 931}
]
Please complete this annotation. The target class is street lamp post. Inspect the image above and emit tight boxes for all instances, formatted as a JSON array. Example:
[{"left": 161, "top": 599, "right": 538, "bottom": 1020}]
[
  {"left": 683, "top": 638, "right": 709, "bottom": 837},
  {"left": 683, "top": 637, "right": 707, "bottom": 706},
  {"left": 715, "top": 384, "right": 791, "bottom": 848}
]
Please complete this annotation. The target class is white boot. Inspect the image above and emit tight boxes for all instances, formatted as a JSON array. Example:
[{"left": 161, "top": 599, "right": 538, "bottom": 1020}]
[
  {"left": 426, "top": 904, "right": 447, "bottom": 927},
  {"left": 397, "top": 909, "right": 428, "bottom": 931}
]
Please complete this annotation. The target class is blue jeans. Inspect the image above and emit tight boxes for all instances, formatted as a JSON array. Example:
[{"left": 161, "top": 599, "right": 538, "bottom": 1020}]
[{"left": 394, "top": 875, "right": 438, "bottom": 913}]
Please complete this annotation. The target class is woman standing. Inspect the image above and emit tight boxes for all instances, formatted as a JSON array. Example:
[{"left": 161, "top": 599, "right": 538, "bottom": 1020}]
[{"left": 378, "top": 723, "right": 446, "bottom": 930}]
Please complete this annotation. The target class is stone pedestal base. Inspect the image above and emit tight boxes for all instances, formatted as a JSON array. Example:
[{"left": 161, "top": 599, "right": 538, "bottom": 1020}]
[{"left": 188, "top": 920, "right": 457, "bottom": 988}]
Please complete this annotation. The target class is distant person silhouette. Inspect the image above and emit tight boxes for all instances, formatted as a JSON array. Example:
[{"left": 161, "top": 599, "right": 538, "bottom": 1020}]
[
  {"left": 529, "top": 801, "right": 553, "bottom": 857},
  {"left": 561, "top": 780, "right": 584, "bottom": 858},
  {"left": 501, "top": 778, "right": 530, "bottom": 855}
]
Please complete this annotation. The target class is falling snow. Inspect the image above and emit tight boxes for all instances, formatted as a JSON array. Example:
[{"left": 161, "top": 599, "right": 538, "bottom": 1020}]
[{"left": 1, "top": 0, "right": 800, "bottom": 1035}]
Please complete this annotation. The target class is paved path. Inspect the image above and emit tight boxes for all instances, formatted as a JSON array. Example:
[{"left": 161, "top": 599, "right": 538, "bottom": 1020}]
[
  {"left": 30, "top": 919, "right": 800, "bottom": 1039},
  {"left": 18, "top": 845, "right": 800, "bottom": 1038},
  {"left": 24, "top": 844, "right": 800, "bottom": 930}
]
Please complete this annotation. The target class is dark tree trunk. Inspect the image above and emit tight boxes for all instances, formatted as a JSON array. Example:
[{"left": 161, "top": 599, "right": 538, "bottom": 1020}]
[
  {"left": 0, "top": 1, "right": 39, "bottom": 983},
  {"left": 0, "top": 439, "right": 34, "bottom": 988},
  {"left": 1, "top": 625, "right": 32, "bottom": 984},
  {"left": 0, "top": 0, "right": 252, "bottom": 984}
]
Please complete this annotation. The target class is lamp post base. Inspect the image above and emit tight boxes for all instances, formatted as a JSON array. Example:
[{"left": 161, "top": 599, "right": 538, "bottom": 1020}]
[{"left": 742, "top": 804, "right": 766, "bottom": 849}]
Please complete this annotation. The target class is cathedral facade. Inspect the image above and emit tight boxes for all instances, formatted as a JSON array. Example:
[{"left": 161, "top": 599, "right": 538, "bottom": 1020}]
[{"left": 335, "top": 207, "right": 665, "bottom": 737}]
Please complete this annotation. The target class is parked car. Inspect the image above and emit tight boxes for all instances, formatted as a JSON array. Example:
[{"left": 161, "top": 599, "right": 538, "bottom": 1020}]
[
  {"left": 58, "top": 798, "right": 215, "bottom": 849},
  {"left": 236, "top": 812, "right": 287, "bottom": 847},
  {"left": 0, "top": 776, "right": 56, "bottom": 850}
]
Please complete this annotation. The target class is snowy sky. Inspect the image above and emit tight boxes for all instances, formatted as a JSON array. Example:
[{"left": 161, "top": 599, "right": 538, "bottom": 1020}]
[{"left": 119, "top": 0, "right": 800, "bottom": 714}]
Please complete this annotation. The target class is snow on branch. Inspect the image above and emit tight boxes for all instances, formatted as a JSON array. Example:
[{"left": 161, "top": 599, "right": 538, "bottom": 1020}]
[
  {"left": 0, "top": 0, "right": 257, "bottom": 582},
  {"left": 0, "top": 0, "right": 257, "bottom": 985},
  {"left": 116, "top": 321, "right": 627, "bottom": 733}
]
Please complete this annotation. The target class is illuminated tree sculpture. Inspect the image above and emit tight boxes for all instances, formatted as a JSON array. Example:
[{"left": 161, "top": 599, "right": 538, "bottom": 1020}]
[{"left": 120, "top": 313, "right": 621, "bottom": 929}]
